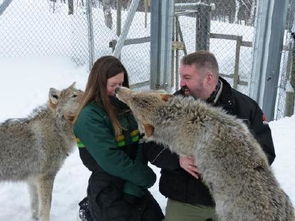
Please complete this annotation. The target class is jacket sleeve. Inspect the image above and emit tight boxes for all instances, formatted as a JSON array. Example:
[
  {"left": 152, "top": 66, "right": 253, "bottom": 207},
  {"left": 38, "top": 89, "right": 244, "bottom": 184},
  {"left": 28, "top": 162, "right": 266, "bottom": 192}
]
[
  {"left": 123, "top": 144, "right": 149, "bottom": 197},
  {"left": 74, "top": 108, "right": 156, "bottom": 189},
  {"left": 249, "top": 104, "right": 276, "bottom": 165},
  {"left": 142, "top": 141, "right": 180, "bottom": 170}
]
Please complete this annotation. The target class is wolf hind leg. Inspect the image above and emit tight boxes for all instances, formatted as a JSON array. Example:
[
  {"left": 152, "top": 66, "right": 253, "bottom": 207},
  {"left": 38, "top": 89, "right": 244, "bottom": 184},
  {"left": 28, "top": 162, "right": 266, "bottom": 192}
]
[
  {"left": 37, "top": 175, "right": 55, "bottom": 221},
  {"left": 28, "top": 178, "right": 39, "bottom": 220}
]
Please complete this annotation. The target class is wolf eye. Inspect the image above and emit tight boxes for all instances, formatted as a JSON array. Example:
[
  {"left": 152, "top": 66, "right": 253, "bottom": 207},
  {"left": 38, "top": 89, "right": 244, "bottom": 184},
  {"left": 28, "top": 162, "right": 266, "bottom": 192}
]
[{"left": 138, "top": 99, "right": 150, "bottom": 107}]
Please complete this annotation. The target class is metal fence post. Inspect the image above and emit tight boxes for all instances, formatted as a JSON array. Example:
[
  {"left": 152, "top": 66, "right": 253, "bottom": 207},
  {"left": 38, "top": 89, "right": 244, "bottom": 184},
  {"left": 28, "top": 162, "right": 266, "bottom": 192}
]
[
  {"left": 286, "top": 31, "right": 295, "bottom": 117},
  {"left": 112, "top": 0, "right": 141, "bottom": 58},
  {"left": 86, "top": 0, "right": 94, "bottom": 70},
  {"left": 150, "top": 0, "right": 174, "bottom": 91},
  {"left": 291, "top": 32, "right": 295, "bottom": 89},
  {"left": 249, "top": 0, "right": 289, "bottom": 120},
  {"left": 195, "top": 3, "right": 211, "bottom": 51}
]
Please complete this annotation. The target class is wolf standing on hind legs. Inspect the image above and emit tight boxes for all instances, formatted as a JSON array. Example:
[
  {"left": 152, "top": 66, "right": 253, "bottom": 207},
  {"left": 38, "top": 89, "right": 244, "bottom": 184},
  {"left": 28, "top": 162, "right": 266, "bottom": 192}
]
[
  {"left": 116, "top": 50, "right": 284, "bottom": 220},
  {"left": 140, "top": 51, "right": 276, "bottom": 221},
  {"left": 0, "top": 82, "right": 83, "bottom": 221},
  {"left": 116, "top": 87, "right": 295, "bottom": 221}
]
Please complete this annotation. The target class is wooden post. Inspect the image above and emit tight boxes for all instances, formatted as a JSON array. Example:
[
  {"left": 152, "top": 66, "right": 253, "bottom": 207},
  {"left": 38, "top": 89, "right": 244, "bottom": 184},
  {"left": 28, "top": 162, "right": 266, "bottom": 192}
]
[{"left": 233, "top": 36, "right": 242, "bottom": 89}]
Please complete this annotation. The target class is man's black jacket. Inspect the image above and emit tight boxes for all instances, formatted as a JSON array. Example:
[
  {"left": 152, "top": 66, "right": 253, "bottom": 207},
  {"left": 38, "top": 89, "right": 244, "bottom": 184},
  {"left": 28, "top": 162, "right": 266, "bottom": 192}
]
[{"left": 143, "top": 77, "right": 276, "bottom": 206}]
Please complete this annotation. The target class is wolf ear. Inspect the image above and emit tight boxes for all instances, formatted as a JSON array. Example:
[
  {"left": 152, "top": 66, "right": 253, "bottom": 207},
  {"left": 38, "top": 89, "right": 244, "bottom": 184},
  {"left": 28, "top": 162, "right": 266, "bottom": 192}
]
[
  {"left": 143, "top": 124, "right": 154, "bottom": 137},
  {"left": 68, "top": 82, "right": 76, "bottom": 89},
  {"left": 160, "top": 94, "right": 173, "bottom": 102},
  {"left": 48, "top": 88, "right": 61, "bottom": 110}
]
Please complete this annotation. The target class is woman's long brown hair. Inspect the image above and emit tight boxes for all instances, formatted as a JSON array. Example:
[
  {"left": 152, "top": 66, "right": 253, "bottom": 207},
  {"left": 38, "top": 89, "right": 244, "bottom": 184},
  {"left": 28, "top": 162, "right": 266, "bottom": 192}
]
[{"left": 74, "top": 56, "right": 129, "bottom": 136}]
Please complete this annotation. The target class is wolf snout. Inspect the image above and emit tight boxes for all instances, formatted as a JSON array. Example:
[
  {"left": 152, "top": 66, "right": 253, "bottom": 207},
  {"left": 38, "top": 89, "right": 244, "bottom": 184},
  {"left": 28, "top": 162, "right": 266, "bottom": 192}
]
[
  {"left": 115, "top": 87, "right": 121, "bottom": 94},
  {"left": 115, "top": 86, "right": 131, "bottom": 96}
]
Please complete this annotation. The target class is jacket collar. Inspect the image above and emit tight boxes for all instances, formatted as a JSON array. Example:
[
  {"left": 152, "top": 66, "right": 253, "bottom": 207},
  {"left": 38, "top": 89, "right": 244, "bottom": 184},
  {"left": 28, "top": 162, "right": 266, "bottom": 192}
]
[
  {"left": 206, "top": 79, "right": 223, "bottom": 105},
  {"left": 174, "top": 77, "right": 236, "bottom": 114},
  {"left": 215, "top": 77, "right": 235, "bottom": 115}
]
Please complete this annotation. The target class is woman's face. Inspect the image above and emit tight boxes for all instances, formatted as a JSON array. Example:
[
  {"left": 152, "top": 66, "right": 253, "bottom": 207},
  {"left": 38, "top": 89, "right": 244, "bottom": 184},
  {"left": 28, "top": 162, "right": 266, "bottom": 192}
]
[{"left": 106, "top": 72, "right": 124, "bottom": 96}]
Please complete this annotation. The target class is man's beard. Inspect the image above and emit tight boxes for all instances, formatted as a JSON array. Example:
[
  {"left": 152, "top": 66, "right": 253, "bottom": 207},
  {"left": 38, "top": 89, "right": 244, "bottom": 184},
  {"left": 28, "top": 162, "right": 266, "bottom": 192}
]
[{"left": 180, "top": 86, "right": 190, "bottom": 96}]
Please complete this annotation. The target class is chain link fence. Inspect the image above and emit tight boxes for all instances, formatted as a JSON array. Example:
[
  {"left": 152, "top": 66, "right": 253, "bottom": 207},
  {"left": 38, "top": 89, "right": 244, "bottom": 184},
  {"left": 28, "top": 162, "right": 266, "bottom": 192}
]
[
  {"left": 173, "top": 0, "right": 295, "bottom": 119},
  {"left": 0, "top": 0, "right": 89, "bottom": 65},
  {"left": 103, "top": 0, "right": 151, "bottom": 88},
  {"left": 0, "top": 0, "right": 151, "bottom": 88},
  {"left": 173, "top": 0, "right": 255, "bottom": 95},
  {"left": 1, "top": 0, "right": 294, "bottom": 118},
  {"left": 275, "top": 0, "right": 295, "bottom": 119}
]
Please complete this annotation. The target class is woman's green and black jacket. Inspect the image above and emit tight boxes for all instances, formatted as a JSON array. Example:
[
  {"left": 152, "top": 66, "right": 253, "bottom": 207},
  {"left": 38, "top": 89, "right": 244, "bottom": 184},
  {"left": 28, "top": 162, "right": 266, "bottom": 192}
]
[{"left": 73, "top": 99, "right": 156, "bottom": 197}]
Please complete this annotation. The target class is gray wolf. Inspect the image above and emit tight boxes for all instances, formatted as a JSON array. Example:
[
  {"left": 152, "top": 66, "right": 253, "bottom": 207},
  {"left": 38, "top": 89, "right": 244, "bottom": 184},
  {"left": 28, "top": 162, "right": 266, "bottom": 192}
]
[
  {"left": 0, "top": 83, "right": 83, "bottom": 221},
  {"left": 116, "top": 87, "right": 295, "bottom": 221}
]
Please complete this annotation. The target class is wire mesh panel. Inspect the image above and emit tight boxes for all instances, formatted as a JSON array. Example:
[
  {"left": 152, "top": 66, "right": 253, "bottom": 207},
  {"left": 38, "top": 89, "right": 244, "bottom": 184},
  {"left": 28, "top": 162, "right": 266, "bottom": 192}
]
[
  {"left": 174, "top": 0, "right": 295, "bottom": 119},
  {"left": 95, "top": 2, "right": 151, "bottom": 88},
  {"left": 0, "top": 0, "right": 152, "bottom": 89},
  {"left": 0, "top": 0, "right": 89, "bottom": 65},
  {"left": 173, "top": 0, "right": 256, "bottom": 95},
  {"left": 2, "top": 0, "right": 294, "bottom": 112},
  {"left": 116, "top": 6, "right": 151, "bottom": 88},
  {"left": 274, "top": 0, "right": 295, "bottom": 119}
]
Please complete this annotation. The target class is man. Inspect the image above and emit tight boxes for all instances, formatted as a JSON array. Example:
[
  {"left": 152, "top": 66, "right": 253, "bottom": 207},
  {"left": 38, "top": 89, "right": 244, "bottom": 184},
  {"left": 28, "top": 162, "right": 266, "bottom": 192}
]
[{"left": 143, "top": 51, "right": 276, "bottom": 221}]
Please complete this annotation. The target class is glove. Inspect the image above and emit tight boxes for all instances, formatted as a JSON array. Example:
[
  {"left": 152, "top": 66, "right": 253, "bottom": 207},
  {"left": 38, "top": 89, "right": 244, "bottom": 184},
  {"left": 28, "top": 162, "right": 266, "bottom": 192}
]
[{"left": 124, "top": 193, "right": 142, "bottom": 204}]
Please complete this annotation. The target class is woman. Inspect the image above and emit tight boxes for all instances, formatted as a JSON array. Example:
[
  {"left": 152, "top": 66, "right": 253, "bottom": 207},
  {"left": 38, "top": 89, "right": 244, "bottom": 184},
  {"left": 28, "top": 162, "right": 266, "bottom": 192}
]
[{"left": 74, "top": 56, "right": 164, "bottom": 221}]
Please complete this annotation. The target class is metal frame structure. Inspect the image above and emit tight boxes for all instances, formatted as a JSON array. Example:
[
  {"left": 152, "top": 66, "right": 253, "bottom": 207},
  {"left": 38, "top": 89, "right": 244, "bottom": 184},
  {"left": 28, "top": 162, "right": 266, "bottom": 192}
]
[
  {"left": 250, "top": 0, "right": 289, "bottom": 120},
  {"left": 150, "top": 0, "right": 174, "bottom": 91}
]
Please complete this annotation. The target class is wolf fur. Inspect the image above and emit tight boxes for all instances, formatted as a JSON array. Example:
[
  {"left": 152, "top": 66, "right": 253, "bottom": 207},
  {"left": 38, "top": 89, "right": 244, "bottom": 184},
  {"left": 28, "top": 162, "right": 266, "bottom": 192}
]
[
  {"left": 0, "top": 83, "right": 83, "bottom": 221},
  {"left": 116, "top": 87, "right": 295, "bottom": 221}
]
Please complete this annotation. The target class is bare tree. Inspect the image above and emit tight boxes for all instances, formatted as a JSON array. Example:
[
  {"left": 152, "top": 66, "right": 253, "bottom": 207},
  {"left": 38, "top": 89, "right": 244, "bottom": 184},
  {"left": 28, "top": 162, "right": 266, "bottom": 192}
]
[
  {"left": 68, "top": 0, "right": 74, "bottom": 15},
  {"left": 102, "top": 0, "right": 113, "bottom": 29},
  {"left": 248, "top": 0, "right": 256, "bottom": 25},
  {"left": 234, "top": 0, "right": 240, "bottom": 23},
  {"left": 240, "top": 0, "right": 255, "bottom": 25}
]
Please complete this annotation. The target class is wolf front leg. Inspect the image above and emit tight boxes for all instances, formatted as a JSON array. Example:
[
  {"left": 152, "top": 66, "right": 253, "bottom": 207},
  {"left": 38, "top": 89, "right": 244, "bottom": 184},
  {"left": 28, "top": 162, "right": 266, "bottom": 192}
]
[
  {"left": 28, "top": 178, "right": 39, "bottom": 220},
  {"left": 37, "top": 175, "right": 55, "bottom": 221}
]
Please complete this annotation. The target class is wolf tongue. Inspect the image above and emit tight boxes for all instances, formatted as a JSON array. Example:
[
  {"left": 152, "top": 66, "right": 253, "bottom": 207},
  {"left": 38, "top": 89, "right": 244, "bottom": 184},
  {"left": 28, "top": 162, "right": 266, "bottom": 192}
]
[{"left": 143, "top": 124, "right": 154, "bottom": 137}]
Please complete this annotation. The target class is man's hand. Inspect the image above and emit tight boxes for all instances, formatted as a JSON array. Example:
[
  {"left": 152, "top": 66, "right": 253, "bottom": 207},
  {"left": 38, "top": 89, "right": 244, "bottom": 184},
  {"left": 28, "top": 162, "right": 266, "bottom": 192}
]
[{"left": 179, "top": 156, "right": 200, "bottom": 179}]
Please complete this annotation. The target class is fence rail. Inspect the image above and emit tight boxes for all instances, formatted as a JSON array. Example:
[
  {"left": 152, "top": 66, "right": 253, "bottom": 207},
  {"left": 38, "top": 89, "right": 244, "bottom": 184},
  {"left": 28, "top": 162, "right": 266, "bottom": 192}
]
[{"left": 210, "top": 33, "right": 249, "bottom": 88}]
